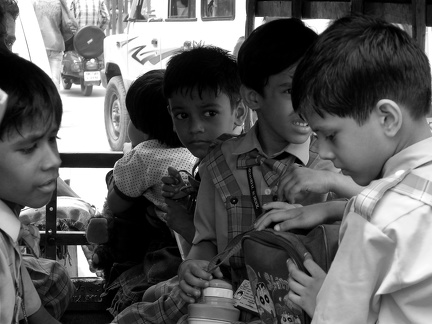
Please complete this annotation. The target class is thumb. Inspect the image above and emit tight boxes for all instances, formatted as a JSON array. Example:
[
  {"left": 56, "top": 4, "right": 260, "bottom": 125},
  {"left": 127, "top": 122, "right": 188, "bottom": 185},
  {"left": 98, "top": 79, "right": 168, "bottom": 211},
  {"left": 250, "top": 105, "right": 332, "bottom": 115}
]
[{"left": 303, "top": 252, "right": 326, "bottom": 278}]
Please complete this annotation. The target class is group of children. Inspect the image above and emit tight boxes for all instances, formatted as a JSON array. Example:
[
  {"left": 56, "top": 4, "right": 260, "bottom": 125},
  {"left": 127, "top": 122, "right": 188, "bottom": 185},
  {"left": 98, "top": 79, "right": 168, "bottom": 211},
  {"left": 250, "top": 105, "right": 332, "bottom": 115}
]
[{"left": 1, "top": 12, "right": 431, "bottom": 324}]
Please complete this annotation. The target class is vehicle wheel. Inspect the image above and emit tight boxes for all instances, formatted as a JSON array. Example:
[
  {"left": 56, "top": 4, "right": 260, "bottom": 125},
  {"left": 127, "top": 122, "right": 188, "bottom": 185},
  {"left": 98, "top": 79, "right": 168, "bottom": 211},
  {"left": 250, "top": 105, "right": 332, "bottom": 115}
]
[
  {"left": 81, "top": 82, "right": 93, "bottom": 96},
  {"left": 62, "top": 77, "right": 72, "bottom": 90},
  {"left": 104, "top": 76, "right": 130, "bottom": 151}
]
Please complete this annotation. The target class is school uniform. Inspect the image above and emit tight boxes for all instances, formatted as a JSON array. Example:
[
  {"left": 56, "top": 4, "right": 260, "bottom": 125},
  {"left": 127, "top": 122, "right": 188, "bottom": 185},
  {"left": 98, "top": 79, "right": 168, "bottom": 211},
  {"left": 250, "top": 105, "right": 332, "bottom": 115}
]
[
  {"left": 111, "top": 125, "right": 338, "bottom": 324},
  {"left": 0, "top": 200, "right": 42, "bottom": 323},
  {"left": 194, "top": 124, "right": 338, "bottom": 288},
  {"left": 313, "top": 137, "right": 432, "bottom": 324}
]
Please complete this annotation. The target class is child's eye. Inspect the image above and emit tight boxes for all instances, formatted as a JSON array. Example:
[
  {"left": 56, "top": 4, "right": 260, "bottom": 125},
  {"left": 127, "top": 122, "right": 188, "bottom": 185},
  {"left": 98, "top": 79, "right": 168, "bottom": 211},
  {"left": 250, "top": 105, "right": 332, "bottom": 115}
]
[
  {"left": 284, "top": 88, "right": 292, "bottom": 94},
  {"left": 174, "top": 113, "right": 188, "bottom": 120},
  {"left": 326, "top": 133, "right": 336, "bottom": 141},
  {"left": 20, "top": 144, "right": 37, "bottom": 154},
  {"left": 203, "top": 111, "right": 218, "bottom": 117}
]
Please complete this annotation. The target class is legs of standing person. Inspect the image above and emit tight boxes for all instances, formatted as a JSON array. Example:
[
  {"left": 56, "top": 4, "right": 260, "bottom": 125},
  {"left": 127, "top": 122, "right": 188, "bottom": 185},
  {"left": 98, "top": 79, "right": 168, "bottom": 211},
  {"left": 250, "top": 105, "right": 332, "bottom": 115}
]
[{"left": 46, "top": 49, "right": 63, "bottom": 91}]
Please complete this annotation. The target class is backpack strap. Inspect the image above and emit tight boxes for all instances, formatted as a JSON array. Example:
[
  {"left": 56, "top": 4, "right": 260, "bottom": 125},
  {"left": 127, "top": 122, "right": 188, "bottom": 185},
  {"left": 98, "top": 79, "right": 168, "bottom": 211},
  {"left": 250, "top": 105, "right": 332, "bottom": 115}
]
[{"left": 354, "top": 158, "right": 432, "bottom": 220}]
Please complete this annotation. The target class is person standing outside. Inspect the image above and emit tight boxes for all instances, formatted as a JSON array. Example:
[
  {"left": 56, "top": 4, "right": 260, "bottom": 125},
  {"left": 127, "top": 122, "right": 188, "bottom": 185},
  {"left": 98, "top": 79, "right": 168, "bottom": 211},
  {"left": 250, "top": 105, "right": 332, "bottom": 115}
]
[
  {"left": 32, "top": 0, "right": 78, "bottom": 91},
  {"left": 70, "top": 0, "right": 110, "bottom": 31},
  {"left": 0, "top": 0, "right": 19, "bottom": 51}
]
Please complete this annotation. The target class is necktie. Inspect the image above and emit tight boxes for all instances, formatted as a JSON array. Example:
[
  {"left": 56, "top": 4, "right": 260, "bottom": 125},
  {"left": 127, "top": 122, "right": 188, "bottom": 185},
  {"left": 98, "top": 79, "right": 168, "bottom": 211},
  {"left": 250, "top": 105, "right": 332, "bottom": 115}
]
[{"left": 237, "top": 149, "right": 295, "bottom": 187}]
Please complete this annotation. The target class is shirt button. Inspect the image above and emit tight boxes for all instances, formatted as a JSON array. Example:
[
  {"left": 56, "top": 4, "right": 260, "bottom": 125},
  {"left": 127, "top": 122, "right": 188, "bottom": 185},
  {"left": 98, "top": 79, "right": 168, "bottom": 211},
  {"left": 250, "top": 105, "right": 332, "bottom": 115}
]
[
  {"left": 264, "top": 188, "right": 272, "bottom": 195},
  {"left": 230, "top": 197, "right": 238, "bottom": 205}
]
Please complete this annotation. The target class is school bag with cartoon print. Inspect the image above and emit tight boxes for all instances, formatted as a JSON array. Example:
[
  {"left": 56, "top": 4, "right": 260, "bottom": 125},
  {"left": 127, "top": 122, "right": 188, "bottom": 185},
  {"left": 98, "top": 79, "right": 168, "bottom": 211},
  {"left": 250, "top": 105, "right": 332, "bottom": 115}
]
[{"left": 241, "top": 224, "right": 340, "bottom": 324}]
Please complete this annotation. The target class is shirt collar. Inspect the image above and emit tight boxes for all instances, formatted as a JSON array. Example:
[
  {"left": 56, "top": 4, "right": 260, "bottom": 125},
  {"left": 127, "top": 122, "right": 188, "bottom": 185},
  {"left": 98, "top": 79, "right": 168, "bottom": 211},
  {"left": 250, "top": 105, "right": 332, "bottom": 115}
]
[
  {"left": 232, "top": 123, "right": 311, "bottom": 165},
  {"left": 0, "top": 200, "right": 21, "bottom": 242},
  {"left": 382, "top": 136, "right": 432, "bottom": 178}
]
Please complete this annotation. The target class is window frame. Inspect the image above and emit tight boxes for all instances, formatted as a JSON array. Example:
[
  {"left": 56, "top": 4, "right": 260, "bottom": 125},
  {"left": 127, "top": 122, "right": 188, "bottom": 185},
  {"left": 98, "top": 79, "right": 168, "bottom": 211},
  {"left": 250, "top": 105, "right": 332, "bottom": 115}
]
[{"left": 201, "top": 0, "right": 236, "bottom": 22}]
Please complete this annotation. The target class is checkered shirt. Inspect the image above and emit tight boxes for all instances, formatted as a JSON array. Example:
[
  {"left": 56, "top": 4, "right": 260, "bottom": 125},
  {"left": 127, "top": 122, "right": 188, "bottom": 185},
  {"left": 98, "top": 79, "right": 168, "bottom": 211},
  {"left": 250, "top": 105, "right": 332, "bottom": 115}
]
[{"left": 71, "top": 0, "right": 110, "bottom": 30}]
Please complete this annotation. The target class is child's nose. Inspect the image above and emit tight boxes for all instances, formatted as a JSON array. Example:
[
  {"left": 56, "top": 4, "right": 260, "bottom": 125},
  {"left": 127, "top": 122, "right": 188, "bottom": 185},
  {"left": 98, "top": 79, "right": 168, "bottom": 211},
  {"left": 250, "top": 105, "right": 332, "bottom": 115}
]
[
  {"left": 189, "top": 119, "right": 205, "bottom": 133},
  {"left": 42, "top": 146, "right": 62, "bottom": 171},
  {"left": 317, "top": 141, "right": 335, "bottom": 161}
]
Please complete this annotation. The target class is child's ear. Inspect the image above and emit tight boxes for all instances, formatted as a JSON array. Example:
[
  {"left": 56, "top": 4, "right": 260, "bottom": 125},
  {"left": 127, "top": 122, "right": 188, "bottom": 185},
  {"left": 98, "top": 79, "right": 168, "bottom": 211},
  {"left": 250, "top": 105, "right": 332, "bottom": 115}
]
[
  {"left": 240, "top": 84, "right": 260, "bottom": 111},
  {"left": 375, "top": 99, "right": 402, "bottom": 137},
  {"left": 234, "top": 100, "right": 248, "bottom": 127}
]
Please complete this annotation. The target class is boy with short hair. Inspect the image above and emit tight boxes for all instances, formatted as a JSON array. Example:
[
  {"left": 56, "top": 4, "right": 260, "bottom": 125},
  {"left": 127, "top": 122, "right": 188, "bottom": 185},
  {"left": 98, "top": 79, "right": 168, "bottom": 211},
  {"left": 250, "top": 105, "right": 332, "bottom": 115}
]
[
  {"left": 161, "top": 45, "right": 247, "bottom": 247},
  {"left": 110, "top": 45, "right": 247, "bottom": 323},
  {"left": 177, "top": 18, "right": 339, "bottom": 322},
  {"left": 0, "top": 51, "right": 64, "bottom": 323},
  {"left": 286, "top": 14, "right": 432, "bottom": 323}
]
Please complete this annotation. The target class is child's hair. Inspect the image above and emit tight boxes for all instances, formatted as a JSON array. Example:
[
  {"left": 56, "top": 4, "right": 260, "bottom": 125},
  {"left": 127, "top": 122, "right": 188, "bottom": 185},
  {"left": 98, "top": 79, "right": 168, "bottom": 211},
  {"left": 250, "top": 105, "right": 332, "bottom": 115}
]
[
  {"left": 237, "top": 18, "right": 318, "bottom": 95},
  {"left": 0, "top": 51, "right": 62, "bottom": 140},
  {"left": 163, "top": 45, "right": 241, "bottom": 110},
  {"left": 125, "top": 69, "right": 182, "bottom": 147},
  {"left": 292, "top": 14, "right": 432, "bottom": 124}
]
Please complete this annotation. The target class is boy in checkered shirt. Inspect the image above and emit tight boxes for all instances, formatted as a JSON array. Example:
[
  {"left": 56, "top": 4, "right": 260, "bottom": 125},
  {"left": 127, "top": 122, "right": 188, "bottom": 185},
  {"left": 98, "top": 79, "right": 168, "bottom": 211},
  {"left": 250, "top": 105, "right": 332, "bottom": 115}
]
[{"left": 176, "top": 18, "right": 351, "bottom": 323}]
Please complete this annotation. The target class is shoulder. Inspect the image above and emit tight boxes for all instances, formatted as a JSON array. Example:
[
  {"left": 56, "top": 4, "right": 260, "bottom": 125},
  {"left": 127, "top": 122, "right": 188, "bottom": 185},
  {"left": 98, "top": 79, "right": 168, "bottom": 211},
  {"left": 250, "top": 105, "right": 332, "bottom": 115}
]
[
  {"left": 355, "top": 170, "right": 432, "bottom": 226},
  {"left": 204, "top": 133, "right": 245, "bottom": 162},
  {"left": 152, "top": 145, "right": 195, "bottom": 162}
]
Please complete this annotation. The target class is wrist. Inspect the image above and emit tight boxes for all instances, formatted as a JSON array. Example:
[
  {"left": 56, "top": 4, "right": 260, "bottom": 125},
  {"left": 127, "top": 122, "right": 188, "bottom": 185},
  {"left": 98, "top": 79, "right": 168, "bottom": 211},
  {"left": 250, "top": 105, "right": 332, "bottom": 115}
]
[
  {"left": 325, "top": 200, "right": 347, "bottom": 223},
  {"left": 178, "top": 259, "right": 194, "bottom": 279}
]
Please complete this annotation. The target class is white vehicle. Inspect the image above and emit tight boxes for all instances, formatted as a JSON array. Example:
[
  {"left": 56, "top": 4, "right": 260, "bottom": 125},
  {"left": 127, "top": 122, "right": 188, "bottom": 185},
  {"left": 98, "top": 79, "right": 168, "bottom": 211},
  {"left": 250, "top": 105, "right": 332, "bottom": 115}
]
[{"left": 103, "top": 0, "right": 249, "bottom": 151}]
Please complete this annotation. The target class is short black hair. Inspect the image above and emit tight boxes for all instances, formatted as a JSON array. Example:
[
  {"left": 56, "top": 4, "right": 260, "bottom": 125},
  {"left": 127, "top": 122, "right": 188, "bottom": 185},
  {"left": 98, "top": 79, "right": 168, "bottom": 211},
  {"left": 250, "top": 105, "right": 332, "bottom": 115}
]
[
  {"left": 0, "top": 51, "right": 62, "bottom": 140},
  {"left": 163, "top": 45, "right": 241, "bottom": 110},
  {"left": 292, "top": 14, "right": 432, "bottom": 124},
  {"left": 125, "top": 69, "right": 182, "bottom": 147},
  {"left": 237, "top": 18, "right": 318, "bottom": 95}
]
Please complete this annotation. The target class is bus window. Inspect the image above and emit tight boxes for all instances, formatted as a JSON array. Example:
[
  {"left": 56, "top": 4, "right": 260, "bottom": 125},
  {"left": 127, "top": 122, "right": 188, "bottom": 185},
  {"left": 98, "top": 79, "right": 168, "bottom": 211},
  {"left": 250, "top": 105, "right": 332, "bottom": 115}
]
[
  {"left": 202, "top": 0, "right": 234, "bottom": 20},
  {"left": 133, "top": 0, "right": 162, "bottom": 21},
  {"left": 168, "top": 0, "right": 196, "bottom": 18}
]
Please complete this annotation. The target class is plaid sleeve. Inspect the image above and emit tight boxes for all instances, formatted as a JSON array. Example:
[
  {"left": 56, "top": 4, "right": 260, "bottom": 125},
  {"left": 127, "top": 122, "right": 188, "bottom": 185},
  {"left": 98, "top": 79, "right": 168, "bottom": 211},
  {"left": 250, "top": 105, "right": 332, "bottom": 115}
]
[
  {"left": 112, "top": 277, "right": 187, "bottom": 324},
  {"left": 23, "top": 256, "right": 75, "bottom": 319}
]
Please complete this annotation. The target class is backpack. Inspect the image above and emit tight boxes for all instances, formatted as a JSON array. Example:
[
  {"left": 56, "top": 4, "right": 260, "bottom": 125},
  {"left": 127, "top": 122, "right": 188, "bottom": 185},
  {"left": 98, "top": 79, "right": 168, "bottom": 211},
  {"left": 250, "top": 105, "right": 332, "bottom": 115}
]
[{"left": 241, "top": 224, "right": 340, "bottom": 324}]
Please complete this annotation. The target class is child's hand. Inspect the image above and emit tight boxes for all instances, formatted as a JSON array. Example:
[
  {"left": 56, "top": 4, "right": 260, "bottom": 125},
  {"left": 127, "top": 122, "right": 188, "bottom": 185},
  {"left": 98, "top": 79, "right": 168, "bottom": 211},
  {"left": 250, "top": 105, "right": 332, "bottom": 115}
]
[
  {"left": 178, "top": 259, "right": 223, "bottom": 303},
  {"left": 162, "top": 166, "right": 198, "bottom": 200},
  {"left": 256, "top": 202, "right": 311, "bottom": 232},
  {"left": 165, "top": 198, "right": 195, "bottom": 244},
  {"left": 256, "top": 201, "right": 341, "bottom": 231},
  {"left": 278, "top": 165, "right": 336, "bottom": 203},
  {"left": 286, "top": 252, "right": 326, "bottom": 318},
  {"left": 162, "top": 167, "right": 186, "bottom": 198}
]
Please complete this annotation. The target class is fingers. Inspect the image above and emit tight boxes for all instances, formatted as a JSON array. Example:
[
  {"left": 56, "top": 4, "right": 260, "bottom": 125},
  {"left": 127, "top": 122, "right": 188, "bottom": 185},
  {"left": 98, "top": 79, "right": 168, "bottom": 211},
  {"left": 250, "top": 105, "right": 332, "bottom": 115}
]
[
  {"left": 161, "top": 175, "right": 177, "bottom": 185},
  {"left": 255, "top": 204, "right": 293, "bottom": 230},
  {"left": 277, "top": 165, "right": 301, "bottom": 202},
  {"left": 178, "top": 280, "right": 199, "bottom": 303},
  {"left": 178, "top": 261, "right": 213, "bottom": 304},
  {"left": 167, "top": 166, "right": 182, "bottom": 181},
  {"left": 211, "top": 266, "right": 224, "bottom": 279},
  {"left": 255, "top": 204, "right": 303, "bottom": 231},
  {"left": 303, "top": 252, "right": 326, "bottom": 279}
]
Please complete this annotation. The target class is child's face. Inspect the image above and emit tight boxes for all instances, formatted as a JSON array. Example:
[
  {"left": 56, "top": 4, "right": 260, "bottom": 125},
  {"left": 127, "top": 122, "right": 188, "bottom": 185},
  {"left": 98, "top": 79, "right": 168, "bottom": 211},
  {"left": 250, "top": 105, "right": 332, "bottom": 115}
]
[
  {"left": 0, "top": 120, "right": 61, "bottom": 208},
  {"left": 168, "top": 88, "right": 238, "bottom": 159},
  {"left": 306, "top": 111, "right": 390, "bottom": 186},
  {"left": 257, "top": 65, "right": 311, "bottom": 146}
]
